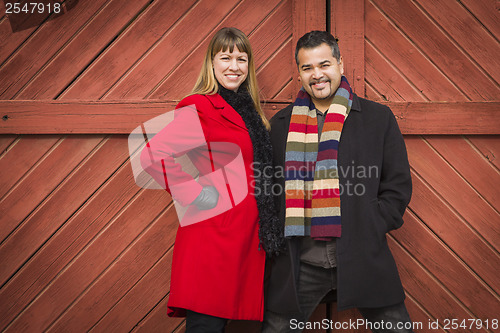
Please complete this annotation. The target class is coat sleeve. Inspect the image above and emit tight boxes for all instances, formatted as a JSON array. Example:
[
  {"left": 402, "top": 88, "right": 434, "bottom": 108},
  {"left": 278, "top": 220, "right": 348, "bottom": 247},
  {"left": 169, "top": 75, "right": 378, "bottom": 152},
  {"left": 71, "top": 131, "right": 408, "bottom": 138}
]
[
  {"left": 140, "top": 97, "right": 206, "bottom": 206},
  {"left": 377, "top": 108, "right": 412, "bottom": 232}
]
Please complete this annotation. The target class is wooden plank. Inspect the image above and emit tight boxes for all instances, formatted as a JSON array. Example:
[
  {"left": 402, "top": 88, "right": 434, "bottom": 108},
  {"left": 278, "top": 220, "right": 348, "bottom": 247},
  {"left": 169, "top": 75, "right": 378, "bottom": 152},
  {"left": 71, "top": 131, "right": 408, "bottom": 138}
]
[
  {"left": 0, "top": 18, "right": 37, "bottom": 66},
  {"left": 292, "top": 0, "right": 326, "bottom": 94},
  {"left": 408, "top": 169, "right": 500, "bottom": 293},
  {"left": 103, "top": 0, "right": 242, "bottom": 100},
  {"left": 426, "top": 136, "right": 500, "bottom": 212},
  {"left": 459, "top": 0, "right": 500, "bottom": 40},
  {"left": 0, "top": 147, "right": 144, "bottom": 330},
  {"left": 0, "top": 100, "right": 284, "bottom": 134},
  {"left": 365, "top": 41, "right": 427, "bottom": 102},
  {"left": 257, "top": 40, "right": 293, "bottom": 99},
  {"left": 413, "top": 0, "right": 500, "bottom": 85},
  {"left": 0, "top": 135, "right": 59, "bottom": 199},
  {"left": 403, "top": 295, "right": 445, "bottom": 333},
  {"left": 1, "top": 100, "right": 499, "bottom": 134},
  {"left": 148, "top": 0, "right": 285, "bottom": 100},
  {"left": 388, "top": 238, "right": 488, "bottom": 333},
  {"left": 405, "top": 137, "right": 500, "bottom": 252},
  {"left": 16, "top": 0, "right": 152, "bottom": 99},
  {"left": 392, "top": 101, "right": 500, "bottom": 135},
  {"left": 330, "top": 0, "right": 364, "bottom": 96},
  {"left": 365, "top": 0, "right": 468, "bottom": 101},
  {"left": 250, "top": 0, "right": 293, "bottom": 78},
  {"left": 4, "top": 186, "right": 171, "bottom": 332},
  {"left": 174, "top": 322, "right": 186, "bottom": 333},
  {"left": 59, "top": 0, "right": 197, "bottom": 100},
  {"left": 392, "top": 211, "right": 499, "bottom": 320},
  {"left": 0, "top": 135, "right": 17, "bottom": 157},
  {"left": 468, "top": 135, "right": 500, "bottom": 170},
  {"left": 0, "top": 136, "right": 127, "bottom": 289},
  {"left": 272, "top": 78, "right": 293, "bottom": 101},
  {"left": 49, "top": 207, "right": 177, "bottom": 332},
  {"left": 90, "top": 249, "right": 178, "bottom": 333},
  {"left": 132, "top": 294, "right": 184, "bottom": 333},
  {"left": 0, "top": 136, "right": 102, "bottom": 250},
  {"left": 365, "top": 81, "right": 384, "bottom": 101},
  {"left": 0, "top": 0, "right": 110, "bottom": 99},
  {"left": 371, "top": 0, "right": 500, "bottom": 100}
]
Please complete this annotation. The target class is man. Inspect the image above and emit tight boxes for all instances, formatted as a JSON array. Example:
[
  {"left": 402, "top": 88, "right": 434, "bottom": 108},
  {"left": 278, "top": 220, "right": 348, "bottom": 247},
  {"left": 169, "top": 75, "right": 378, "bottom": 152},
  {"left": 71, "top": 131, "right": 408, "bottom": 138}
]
[{"left": 262, "top": 31, "right": 413, "bottom": 333}]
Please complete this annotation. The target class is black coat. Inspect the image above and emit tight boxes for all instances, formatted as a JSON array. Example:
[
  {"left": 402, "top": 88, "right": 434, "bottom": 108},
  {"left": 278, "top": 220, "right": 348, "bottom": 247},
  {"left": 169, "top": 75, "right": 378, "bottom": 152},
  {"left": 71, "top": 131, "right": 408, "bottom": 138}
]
[{"left": 266, "top": 94, "right": 412, "bottom": 312}]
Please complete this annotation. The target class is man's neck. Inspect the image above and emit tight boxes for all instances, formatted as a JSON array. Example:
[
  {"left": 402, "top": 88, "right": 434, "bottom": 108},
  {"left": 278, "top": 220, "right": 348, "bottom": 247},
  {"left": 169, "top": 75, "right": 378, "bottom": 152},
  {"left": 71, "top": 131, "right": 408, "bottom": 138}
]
[{"left": 313, "top": 99, "right": 333, "bottom": 114}]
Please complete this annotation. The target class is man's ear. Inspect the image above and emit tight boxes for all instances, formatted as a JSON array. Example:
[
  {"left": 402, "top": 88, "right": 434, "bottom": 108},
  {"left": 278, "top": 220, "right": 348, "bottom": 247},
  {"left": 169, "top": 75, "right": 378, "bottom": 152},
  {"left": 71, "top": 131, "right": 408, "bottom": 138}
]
[{"left": 339, "top": 56, "right": 344, "bottom": 75}]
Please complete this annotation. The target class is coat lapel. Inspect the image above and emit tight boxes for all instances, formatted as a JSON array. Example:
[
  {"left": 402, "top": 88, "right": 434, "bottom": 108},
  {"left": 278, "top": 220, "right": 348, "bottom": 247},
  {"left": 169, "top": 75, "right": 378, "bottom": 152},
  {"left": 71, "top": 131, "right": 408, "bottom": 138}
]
[{"left": 206, "top": 93, "right": 248, "bottom": 131}]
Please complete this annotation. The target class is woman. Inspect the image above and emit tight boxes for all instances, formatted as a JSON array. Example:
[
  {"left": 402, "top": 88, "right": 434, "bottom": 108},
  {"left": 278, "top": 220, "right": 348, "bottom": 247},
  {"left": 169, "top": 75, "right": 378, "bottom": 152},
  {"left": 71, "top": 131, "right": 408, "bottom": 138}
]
[{"left": 140, "top": 27, "right": 283, "bottom": 332}]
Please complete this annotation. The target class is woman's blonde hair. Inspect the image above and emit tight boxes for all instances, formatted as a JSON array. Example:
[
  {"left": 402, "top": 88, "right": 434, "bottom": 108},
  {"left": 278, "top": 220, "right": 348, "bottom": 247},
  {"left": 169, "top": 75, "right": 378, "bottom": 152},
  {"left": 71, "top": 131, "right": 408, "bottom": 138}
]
[{"left": 190, "top": 27, "right": 269, "bottom": 130}]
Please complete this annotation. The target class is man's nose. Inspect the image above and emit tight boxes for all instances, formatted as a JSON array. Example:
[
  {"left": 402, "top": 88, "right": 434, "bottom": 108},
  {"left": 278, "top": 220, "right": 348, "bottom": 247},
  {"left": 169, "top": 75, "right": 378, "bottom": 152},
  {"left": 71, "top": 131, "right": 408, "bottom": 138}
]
[{"left": 312, "top": 67, "right": 323, "bottom": 79}]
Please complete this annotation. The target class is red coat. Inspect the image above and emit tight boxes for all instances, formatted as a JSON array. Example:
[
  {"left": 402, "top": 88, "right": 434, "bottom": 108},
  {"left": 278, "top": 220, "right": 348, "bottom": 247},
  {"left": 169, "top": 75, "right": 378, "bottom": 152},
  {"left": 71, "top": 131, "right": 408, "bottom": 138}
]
[{"left": 140, "top": 93, "right": 266, "bottom": 320}]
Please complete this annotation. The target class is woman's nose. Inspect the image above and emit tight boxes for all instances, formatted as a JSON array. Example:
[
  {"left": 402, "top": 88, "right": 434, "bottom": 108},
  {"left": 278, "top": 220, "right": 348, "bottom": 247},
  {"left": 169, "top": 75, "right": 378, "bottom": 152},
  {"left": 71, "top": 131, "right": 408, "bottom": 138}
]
[{"left": 229, "top": 59, "right": 239, "bottom": 71}]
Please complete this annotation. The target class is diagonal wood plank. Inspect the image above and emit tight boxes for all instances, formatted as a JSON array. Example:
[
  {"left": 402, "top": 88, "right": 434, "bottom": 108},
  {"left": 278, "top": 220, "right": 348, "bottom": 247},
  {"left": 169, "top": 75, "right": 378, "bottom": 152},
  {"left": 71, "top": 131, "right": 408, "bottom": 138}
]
[
  {"left": 88, "top": 247, "right": 177, "bottom": 332},
  {"left": 257, "top": 39, "right": 293, "bottom": 100},
  {"left": 248, "top": 0, "right": 292, "bottom": 76},
  {"left": 148, "top": 0, "right": 285, "bottom": 100},
  {"left": 16, "top": 0, "right": 152, "bottom": 99},
  {"left": 0, "top": 136, "right": 127, "bottom": 290},
  {"left": 393, "top": 211, "right": 499, "bottom": 320},
  {"left": 365, "top": 0, "right": 468, "bottom": 101},
  {"left": 0, "top": 144, "right": 143, "bottom": 330},
  {"left": 0, "top": 136, "right": 103, "bottom": 249},
  {"left": 389, "top": 237, "right": 489, "bottom": 333},
  {"left": 455, "top": 0, "right": 500, "bottom": 49},
  {"left": 371, "top": 0, "right": 500, "bottom": 100},
  {"left": 365, "top": 41, "right": 428, "bottom": 102},
  {"left": 49, "top": 207, "right": 178, "bottom": 332},
  {"left": 132, "top": 294, "right": 184, "bottom": 333},
  {"left": 406, "top": 137, "right": 500, "bottom": 252},
  {"left": 408, "top": 170, "right": 500, "bottom": 294},
  {"left": 0, "top": 135, "right": 17, "bottom": 156},
  {"left": 59, "top": 0, "right": 198, "bottom": 100},
  {"left": 104, "top": 0, "right": 242, "bottom": 100},
  {"left": 413, "top": 0, "right": 500, "bottom": 85},
  {"left": 4, "top": 186, "right": 171, "bottom": 332},
  {"left": 468, "top": 136, "right": 500, "bottom": 170},
  {"left": 0, "top": 135, "right": 59, "bottom": 199},
  {"left": 426, "top": 136, "right": 500, "bottom": 212},
  {"left": 0, "top": 18, "right": 37, "bottom": 67},
  {"left": 0, "top": 0, "right": 110, "bottom": 99}
]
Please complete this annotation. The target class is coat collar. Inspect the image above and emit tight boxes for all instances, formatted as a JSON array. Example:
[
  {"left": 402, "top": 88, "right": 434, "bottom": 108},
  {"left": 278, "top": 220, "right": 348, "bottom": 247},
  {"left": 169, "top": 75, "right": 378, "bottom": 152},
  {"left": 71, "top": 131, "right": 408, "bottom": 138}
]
[{"left": 205, "top": 93, "right": 248, "bottom": 131}]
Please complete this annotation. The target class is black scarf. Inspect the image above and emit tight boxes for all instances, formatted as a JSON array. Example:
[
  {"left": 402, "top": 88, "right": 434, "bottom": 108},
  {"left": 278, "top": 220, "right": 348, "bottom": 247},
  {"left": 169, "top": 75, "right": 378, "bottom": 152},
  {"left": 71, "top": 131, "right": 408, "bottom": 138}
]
[{"left": 217, "top": 84, "right": 284, "bottom": 257}]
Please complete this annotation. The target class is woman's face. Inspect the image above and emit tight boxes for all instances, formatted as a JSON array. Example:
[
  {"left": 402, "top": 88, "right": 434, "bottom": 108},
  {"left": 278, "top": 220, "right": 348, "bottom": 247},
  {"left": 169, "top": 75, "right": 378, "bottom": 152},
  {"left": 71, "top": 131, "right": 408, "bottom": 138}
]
[{"left": 213, "top": 46, "right": 248, "bottom": 92}]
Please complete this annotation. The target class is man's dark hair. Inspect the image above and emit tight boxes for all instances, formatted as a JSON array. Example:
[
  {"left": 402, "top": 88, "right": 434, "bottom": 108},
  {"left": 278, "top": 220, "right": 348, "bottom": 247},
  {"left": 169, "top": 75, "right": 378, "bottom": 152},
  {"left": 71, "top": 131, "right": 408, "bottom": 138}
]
[{"left": 295, "top": 31, "right": 341, "bottom": 65}]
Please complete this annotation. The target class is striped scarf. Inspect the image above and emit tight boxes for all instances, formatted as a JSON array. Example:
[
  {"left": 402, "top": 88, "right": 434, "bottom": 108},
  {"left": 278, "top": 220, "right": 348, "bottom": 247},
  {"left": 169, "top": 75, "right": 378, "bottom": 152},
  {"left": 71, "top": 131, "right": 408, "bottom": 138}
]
[{"left": 284, "top": 76, "right": 353, "bottom": 240}]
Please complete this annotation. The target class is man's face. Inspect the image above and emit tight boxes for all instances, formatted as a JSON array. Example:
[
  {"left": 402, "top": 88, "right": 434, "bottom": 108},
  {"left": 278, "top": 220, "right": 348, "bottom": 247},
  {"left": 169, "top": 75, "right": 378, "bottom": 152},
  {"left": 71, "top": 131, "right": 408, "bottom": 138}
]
[{"left": 297, "top": 43, "right": 344, "bottom": 108}]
